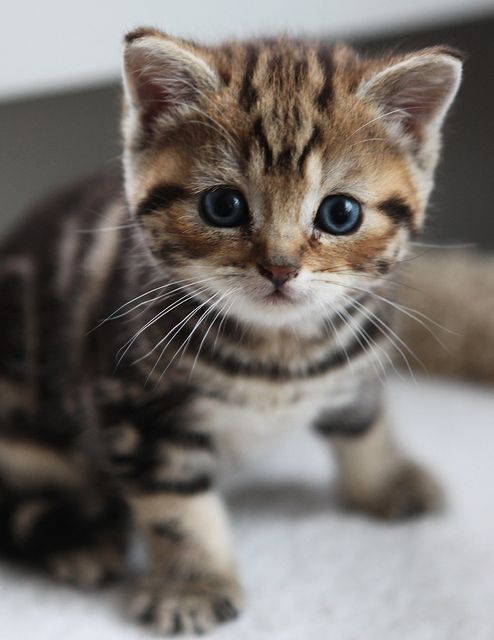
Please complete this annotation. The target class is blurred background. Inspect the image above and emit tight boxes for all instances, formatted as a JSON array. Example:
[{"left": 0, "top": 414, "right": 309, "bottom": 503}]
[{"left": 1, "top": 0, "right": 494, "bottom": 248}]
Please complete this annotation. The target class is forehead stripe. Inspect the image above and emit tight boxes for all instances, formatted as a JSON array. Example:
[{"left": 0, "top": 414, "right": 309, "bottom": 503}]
[
  {"left": 276, "top": 145, "right": 295, "bottom": 171},
  {"left": 253, "top": 117, "right": 274, "bottom": 170},
  {"left": 297, "top": 125, "right": 322, "bottom": 174},
  {"left": 294, "top": 58, "right": 309, "bottom": 87},
  {"left": 136, "top": 184, "right": 189, "bottom": 218},
  {"left": 239, "top": 45, "right": 260, "bottom": 112},
  {"left": 315, "top": 45, "right": 335, "bottom": 112}
]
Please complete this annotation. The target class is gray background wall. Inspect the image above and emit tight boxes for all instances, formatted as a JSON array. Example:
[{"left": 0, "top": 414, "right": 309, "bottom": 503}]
[{"left": 1, "top": 15, "right": 493, "bottom": 247}]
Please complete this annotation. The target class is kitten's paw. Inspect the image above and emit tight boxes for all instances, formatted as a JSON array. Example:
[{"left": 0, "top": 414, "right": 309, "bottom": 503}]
[
  {"left": 348, "top": 461, "right": 444, "bottom": 520},
  {"left": 131, "top": 574, "right": 243, "bottom": 635},
  {"left": 47, "top": 543, "right": 125, "bottom": 588}
]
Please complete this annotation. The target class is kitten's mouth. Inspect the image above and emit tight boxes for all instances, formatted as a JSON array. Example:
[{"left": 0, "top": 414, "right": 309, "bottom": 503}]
[{"left": 264, "top": 288, "right": 293, "bottom": 304}]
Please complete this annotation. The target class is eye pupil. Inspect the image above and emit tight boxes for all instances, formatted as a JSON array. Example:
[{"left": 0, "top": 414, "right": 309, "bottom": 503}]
[
  {"left": 315, "top": 195, "right": 362, "bottom": 235},
  {"left": 200, "top": 188, "right": 248, "bottom": 227},
  {"left": 331, "top": 200, "right": 352, "bottom": 225}
]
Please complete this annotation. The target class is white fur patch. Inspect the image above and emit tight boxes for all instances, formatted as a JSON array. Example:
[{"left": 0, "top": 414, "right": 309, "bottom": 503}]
[{"left": 191, "top": 367, "right": 365, "bottom": 462}]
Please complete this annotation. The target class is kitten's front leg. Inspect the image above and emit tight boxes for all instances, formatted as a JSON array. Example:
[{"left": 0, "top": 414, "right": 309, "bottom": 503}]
[
  {"left": 316, "top": 402, "right": 443, "bottom": 519},
  {"left": 128, "top": 483, "right": 242, "bottom": 635},
  {"left": 129, "top": 490, "right": 242, "bottom": 635}
]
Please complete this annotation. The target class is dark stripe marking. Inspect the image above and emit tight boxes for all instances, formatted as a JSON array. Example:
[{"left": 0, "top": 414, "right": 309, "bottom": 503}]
[
  {"left": 253, "top": 118, "right": 274, "bottom": 170},
  {"left": 315, "top": 46, "right": 334, "bottom": 112},
  {"left": 297, "top": 125, "right": 322, "bottom": 174},
  {"left": 141, "top": 475, "right": 212, "bottom": 494},
  {"left": 267, "top": 52, "right": 283, "bottom": 80},
  {"left": 378, "top": 197, "right": 414, "bottom": 228},
  {"left": 314, "top": 397, "right": 381, "bottom": 438},
  {"left": 293, "top": 105, "right": 302, "bottom": 128},
  {"left": 158, "top": 429, "right": 213, "bottom": 450},
  {"left": 197, "top": 314, "right": 385, "bottom": 380},
  {"left": 172, "top": 612, "right": 184, "bottom": 634},
  {"left": 294, "top": 58, "right": 308, "bottom": 87},
  {"left": 375, "top": 260, "right": 390, "bottom": 275},
  {"left": 239, "top": 45, "right": 259, "bottom": 112},
  {"left": 136, "top": 184, "right": 189, "bottom": 218},
  {"left": 152, "top": 520, "right": 184, "bottom": 542},
  {"left": 218, "top": 47, "right": 233, "bottom": 86},
  {"left": 316, "top": 417, "right": 374, "bottom": 438},
  {"left": 276, "top": 146, "right": 295, "bottom": 171}
]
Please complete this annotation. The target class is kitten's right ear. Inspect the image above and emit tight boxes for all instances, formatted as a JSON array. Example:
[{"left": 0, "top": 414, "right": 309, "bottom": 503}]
[{"left": 122, "top": 28, "right": 219, "bottom": 133}]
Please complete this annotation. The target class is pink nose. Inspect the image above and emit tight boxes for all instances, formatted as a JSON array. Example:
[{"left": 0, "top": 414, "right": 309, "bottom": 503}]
[{"left": 257, "top": 263, "right": 300, "bottom": 287}]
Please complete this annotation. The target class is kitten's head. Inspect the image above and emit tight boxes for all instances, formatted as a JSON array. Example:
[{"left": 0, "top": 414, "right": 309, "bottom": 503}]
[{"left": 121, "top": 29, "right": 462, "bottom": 329}]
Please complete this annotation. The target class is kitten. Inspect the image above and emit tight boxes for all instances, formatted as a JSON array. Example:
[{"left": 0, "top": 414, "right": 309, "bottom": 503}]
[{"left": 0, "top": 29, "right": 463, "bottom": 635}]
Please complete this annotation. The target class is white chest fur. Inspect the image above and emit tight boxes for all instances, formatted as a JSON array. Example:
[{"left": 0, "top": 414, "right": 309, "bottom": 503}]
[{"left": 191, "top": 368, "right": 361, "bottom": 461}]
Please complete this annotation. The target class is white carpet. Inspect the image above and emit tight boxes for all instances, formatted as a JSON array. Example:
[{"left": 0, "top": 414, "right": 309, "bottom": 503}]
[{"left": 1, "top": 378, "right": 493, "bottom": 640}]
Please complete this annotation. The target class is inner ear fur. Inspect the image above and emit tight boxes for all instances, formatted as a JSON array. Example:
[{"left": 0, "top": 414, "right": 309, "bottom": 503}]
[
  {"left": 122, "top": 28, "right": 220, "bottom": 131},
  {"left": 357, "top": 47, "right": 463, "bottom": 159}
]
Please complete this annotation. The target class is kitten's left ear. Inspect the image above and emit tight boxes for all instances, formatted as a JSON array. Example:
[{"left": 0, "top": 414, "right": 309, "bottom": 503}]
[{"left": 358, "top": 48, "right": 463, "bottom": 166}]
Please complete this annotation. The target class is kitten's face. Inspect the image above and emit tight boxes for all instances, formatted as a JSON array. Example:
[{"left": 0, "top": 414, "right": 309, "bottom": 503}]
[{"left": 122, "top": 33, "right": 461, "bottom": 329}]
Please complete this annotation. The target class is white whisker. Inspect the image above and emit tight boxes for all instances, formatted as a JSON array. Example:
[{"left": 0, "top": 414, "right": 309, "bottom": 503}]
[
  {"left": 145, "top": 290, "right": 221, "bottom": 385},
  {"left": 341, "top": 292, "right": 423, "bottom": 381},
  {"left": 213, "top": 296, "right": 236, "bottom": 353},
  {"left": 338, "top": 294, "right": 407, "bottom": 383},
  {"left": 164, "top": 289, "right": 232, "bottom": 374},
  {"left": 115, "top": 285, "right": 210, "bottom": 370},
  {"left": 316, "top": 301, "right": 354, "bottom": 374},
  {"left": 91, "top": 276, "right": 219, "bottom": 332},
  {"left": 350, "top": 108, "right": 411, "bottom": 136},
  {"left": 188, "top": 288, "right": 238, "bottom": 379},
  {"left": 332, "top": 302, "right": 388, "bottom": 384}
]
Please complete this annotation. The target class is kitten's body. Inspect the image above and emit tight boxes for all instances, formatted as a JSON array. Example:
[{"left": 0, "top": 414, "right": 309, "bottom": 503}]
[{"left": 0, "top": 32, "right": 467, "bottom": 635}]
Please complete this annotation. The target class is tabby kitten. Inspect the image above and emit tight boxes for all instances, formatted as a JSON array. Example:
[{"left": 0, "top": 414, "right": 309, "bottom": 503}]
[{"left": 0, "top": 29, "right": 462, "bottom": 635}]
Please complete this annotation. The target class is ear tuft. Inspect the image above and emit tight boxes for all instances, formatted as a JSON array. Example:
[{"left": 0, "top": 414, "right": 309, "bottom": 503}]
[
  {"left": 427, "top": 45, "right": 465, "bottom": 62},
  {"left": 124, "top": 26, "right": 164, "bottom": 44},
  {"left": 122, "top": 30, "right": 219, "bottom": 133},
  {"left": 358, "top": 48, "right": 463, "bottom": 161}
]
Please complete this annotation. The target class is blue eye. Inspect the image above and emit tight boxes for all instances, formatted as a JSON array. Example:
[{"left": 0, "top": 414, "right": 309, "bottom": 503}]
[
  {"left": 200, "top": 188, "right": 249, "bottom": 228},
  {"left": 315, "top": 195, "right": 362, "bottom": 235}
]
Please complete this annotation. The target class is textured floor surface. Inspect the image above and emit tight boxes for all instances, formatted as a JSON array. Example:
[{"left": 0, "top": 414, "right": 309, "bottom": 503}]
[{"left": 0, "top": 378, "right": 493, "bottom": 640}]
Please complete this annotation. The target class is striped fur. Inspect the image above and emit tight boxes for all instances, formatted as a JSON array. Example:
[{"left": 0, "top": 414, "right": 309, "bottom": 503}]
[{"left": 0, "top": 31, "right": 462, "bottom": 635}]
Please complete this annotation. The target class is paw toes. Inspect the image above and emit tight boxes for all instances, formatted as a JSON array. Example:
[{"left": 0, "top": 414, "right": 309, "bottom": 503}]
[
  {"left": 213, "top": 597, "right": 239, "bottom": 623},
  {"left": 130, "top": 589, "right": 156, "bottom": 623},
  {"left": 132, "top": 579, "right": 242, "bottom": 635},
  {"left": 156, "top": 607, "right": 181, "bottom": 635},
  {"left": 155, "top": 599, "right": 216, "bottom": 636},
  {"left": 346, "top": 461, "right": 443, "bottom": 521},
  {"left": 382, "top": 463, "right": 443, "bottom": 520}
]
